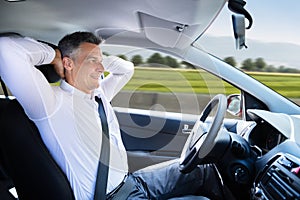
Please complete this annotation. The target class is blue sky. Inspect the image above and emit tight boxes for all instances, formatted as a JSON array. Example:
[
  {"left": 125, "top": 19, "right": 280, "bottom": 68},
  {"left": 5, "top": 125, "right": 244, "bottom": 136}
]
[{"left": 206, "top": 0, "right": 300, "bottom": 45}]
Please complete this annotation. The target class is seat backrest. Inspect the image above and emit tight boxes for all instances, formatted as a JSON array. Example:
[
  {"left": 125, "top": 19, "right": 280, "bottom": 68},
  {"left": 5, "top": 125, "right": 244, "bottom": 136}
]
[{"left": 0, "top": 98, "right": 75, "bottom": 200}]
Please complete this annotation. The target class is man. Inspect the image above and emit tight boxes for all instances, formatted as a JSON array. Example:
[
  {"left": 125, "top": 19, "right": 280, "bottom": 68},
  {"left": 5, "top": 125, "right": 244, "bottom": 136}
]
[{"left": 0, "top": 32, "right": 224, "bottom": 199}]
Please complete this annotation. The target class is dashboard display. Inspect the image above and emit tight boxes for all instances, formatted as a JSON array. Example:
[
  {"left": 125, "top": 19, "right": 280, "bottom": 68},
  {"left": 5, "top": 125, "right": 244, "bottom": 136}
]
[
  {"left": 248, "top": 121, "right": 287, "bottom": 153},
  {"left": 266, "top": 130, "right": 284, "bottom": 150}
]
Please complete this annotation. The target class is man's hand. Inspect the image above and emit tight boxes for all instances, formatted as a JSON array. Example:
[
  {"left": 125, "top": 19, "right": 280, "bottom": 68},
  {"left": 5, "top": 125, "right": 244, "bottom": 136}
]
[{"left": 51, "top": 49, "right": 65, "bottom": 79}]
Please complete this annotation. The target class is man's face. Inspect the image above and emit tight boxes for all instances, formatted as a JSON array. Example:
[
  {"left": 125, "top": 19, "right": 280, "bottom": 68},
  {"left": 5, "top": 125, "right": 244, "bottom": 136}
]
[{"left": 71, "top": 42, "right": 104, "bottom": 94}]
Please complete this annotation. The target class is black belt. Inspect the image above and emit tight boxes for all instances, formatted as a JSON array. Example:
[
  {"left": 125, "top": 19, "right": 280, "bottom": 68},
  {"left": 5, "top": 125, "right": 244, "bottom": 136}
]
[{"left": 106, "top": 174, "right": 137, "bottom": 200}]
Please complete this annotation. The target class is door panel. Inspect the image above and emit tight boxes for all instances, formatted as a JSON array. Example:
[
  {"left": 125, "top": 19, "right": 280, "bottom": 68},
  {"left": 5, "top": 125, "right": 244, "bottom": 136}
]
[{"left": 115, "top": 107, "right": 197, "bottom": 171}]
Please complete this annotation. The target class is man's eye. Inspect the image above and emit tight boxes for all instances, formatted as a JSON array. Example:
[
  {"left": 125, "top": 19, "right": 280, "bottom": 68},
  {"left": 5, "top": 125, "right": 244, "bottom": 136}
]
[{"left": 89, "top": 59, "right": 98, "bottom": 63}]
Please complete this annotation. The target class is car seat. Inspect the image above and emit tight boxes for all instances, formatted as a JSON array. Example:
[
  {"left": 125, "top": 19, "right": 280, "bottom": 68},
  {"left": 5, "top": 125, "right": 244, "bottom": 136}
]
[
  {"left": 0, "top": 98, "right": 75, "bottom": 200},
  {"left": 0, "top": 61, "right": 75, "bottom": 199}
]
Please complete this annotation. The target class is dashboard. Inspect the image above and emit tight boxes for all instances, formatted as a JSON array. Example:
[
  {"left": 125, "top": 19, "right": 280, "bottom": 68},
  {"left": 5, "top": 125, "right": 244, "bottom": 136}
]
[{"left": 237, "top": 109, "right": 300, "bottom": 199}]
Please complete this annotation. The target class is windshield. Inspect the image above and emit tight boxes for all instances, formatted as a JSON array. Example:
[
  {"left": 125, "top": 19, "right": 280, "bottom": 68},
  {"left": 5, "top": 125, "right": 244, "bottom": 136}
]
[{"left": 194, "top": 0, "right": 300, "bottom": 106}]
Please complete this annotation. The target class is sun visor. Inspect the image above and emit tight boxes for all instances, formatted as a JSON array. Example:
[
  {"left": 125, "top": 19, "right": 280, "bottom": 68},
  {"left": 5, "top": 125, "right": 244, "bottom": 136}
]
[{"left": 138, "top": 12, "right": 196, "bottom": 48}]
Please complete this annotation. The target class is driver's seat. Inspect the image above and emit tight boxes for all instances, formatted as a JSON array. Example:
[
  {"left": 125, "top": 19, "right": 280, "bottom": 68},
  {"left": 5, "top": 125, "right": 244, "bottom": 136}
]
[
  {"left": 0, "top": 41, "right": 75, "bottom": 199},
  {"left": 0, "top": 97, "right": 75, "bottom": 200}
]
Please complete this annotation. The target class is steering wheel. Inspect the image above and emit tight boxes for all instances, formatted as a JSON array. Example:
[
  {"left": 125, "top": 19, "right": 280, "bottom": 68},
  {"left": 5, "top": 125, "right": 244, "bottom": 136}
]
[{"left": 179, "top": 94, "right": 227, "bottom": 173}]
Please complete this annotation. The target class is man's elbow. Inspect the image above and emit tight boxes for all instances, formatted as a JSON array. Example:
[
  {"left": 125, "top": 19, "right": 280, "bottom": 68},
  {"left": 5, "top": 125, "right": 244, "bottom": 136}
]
[
  {"left": 0, "top": 37, "right": 19, "bottom": 74},
  {"left": 0, "top": 37, "right": 26, "bottom": 62},
  {"left": 0, "top": 37, "right": 13, "bottom": 57}
]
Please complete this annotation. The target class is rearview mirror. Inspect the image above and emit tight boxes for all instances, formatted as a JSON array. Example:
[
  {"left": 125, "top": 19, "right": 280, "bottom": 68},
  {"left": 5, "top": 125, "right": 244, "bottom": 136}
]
[
  {"left": 227, "top": 94, "right": 242, "bottom": 116},
  {"left": 232, "top": 14, "right": 247, "bottom": 49}
]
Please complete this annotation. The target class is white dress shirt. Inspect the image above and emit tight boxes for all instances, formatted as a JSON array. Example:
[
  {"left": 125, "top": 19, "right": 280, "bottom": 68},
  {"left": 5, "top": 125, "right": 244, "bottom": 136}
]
[{"left": 0, "top": 36, "right": 134, "bottom": 200}]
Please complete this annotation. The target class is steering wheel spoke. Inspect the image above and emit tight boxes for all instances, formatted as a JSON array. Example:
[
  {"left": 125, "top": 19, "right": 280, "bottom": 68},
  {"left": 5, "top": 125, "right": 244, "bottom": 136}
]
[{"left": 189, "top": 121, "right": 207, "bottom": 148}]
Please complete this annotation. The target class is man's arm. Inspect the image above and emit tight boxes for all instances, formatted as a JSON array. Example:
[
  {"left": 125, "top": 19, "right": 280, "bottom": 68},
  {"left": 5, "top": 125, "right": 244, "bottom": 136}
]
[
  {"left": 0, "top": 36, "right": 58, "bottom": 120},
  {"left": 101, "top": 56, "right": 134, "bottom": 101}
]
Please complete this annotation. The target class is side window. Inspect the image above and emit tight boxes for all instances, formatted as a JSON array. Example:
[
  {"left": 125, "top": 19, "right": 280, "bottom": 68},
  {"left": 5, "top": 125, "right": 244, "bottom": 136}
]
[{"left": 102, "top": 45, "right": 241, "bottom": 119}]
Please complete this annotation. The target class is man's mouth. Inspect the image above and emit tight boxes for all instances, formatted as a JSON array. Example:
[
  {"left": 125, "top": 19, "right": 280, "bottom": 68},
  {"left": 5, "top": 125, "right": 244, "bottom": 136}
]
[{"left": 90, "top": 74, "right": 100, "bottom": 80}]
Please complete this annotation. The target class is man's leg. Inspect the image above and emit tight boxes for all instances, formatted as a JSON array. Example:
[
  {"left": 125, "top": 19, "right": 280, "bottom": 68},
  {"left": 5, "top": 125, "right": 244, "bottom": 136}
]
[{"left": 131, "top": 159, "right": 224, "bottom": 199}]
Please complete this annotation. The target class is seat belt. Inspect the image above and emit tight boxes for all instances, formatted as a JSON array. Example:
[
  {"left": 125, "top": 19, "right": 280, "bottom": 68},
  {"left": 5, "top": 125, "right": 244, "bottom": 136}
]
[
  {"left": 0, "top": 76, "right": 9, "bottom": 98},
  {"left": 94, "top": 96, "right": 110, "bottom": 200}
]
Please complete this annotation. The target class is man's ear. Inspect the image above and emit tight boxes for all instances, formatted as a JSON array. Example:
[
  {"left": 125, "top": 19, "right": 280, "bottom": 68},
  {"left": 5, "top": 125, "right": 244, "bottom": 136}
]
[{"left": 62, "top": 57, "right": 74, "bottom": 71}]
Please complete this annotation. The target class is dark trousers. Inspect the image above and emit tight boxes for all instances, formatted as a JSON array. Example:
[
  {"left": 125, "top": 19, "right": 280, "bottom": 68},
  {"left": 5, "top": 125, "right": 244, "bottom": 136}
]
[{"left": 108, "top": 159, "right": 224, "bottom": 200}]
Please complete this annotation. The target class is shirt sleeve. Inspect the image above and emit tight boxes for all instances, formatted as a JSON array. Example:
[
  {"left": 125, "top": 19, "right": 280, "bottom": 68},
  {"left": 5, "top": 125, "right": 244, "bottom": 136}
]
[
  {"left": 0, "top": 36, "right": 57, "bottom": 120},
  {"left": 100, "top": 56, "right": 134, "bottom": 102}
]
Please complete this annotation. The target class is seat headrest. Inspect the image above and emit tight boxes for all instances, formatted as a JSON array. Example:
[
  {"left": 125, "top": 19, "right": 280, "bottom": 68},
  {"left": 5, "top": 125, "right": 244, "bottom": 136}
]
[{"left": 35, "top": 64, "right": 61, "bottom": 83}]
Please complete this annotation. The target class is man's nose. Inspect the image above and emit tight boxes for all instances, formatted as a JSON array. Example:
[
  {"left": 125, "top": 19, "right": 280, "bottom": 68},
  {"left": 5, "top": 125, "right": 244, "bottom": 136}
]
[{"left": 97, "top": 62, "right": 104, "bottom": 72}]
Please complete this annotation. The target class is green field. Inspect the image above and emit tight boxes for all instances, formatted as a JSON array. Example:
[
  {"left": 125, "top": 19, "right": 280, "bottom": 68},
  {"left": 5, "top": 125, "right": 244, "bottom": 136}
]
[
  {"left": 122, "top": 67, "right": 300, "bottom": 98},
  {"left": 247, "top": 72, "right": 300, "bottom": 98}
]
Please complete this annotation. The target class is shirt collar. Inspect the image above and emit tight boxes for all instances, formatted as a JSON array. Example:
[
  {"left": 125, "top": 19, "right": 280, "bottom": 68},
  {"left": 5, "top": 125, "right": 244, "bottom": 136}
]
[{"left": 60, "top": 80, "right": 102, "bottom": 100}]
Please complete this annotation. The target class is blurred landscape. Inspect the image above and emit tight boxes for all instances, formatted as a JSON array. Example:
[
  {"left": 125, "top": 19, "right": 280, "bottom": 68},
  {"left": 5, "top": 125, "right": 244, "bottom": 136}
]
[
  {"left": 123, "top": 67, "right": 300, "bottom": 98},
  {"left": 112, "top": 67, "right": 300, "bottom": 114}
]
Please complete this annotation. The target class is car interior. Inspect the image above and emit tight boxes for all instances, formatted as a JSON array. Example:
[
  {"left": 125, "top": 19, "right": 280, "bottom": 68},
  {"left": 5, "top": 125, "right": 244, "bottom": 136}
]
[{"left": 1, "top": 0, "right": 300, "bottom": 199}]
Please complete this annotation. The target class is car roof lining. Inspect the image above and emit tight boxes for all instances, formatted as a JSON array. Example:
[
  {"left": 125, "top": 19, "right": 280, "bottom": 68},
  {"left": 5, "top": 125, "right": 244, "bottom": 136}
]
[{"left": 0, "top": 0, "right": 226, "bottom": 47}]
